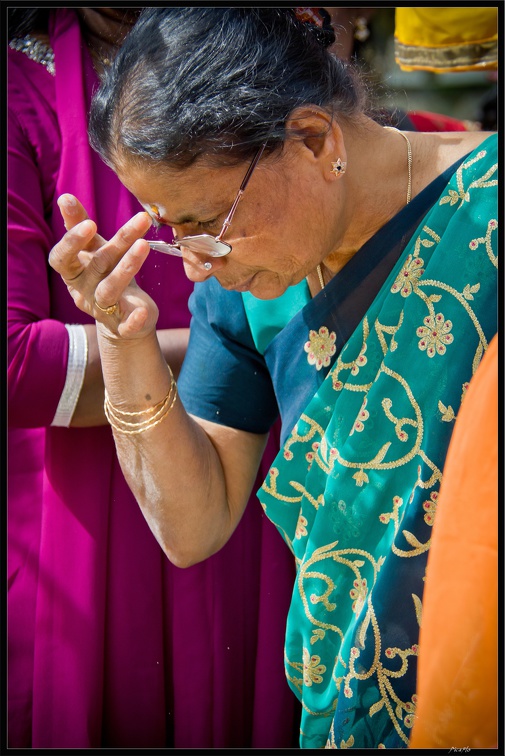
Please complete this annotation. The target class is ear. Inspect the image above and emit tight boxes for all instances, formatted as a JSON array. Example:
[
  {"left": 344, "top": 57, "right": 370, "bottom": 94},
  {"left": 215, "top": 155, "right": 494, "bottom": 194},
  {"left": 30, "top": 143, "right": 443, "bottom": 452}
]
[{"left": 285, "top": 106, "right": 346, "bottom": 180}]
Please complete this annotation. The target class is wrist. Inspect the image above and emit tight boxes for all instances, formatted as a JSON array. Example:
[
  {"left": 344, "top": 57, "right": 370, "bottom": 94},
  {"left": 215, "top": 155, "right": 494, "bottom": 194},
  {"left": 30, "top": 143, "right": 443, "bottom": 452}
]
[
  {"left": 96, "top": 323, "right": 172, "bottom": 410},
  {"left": 96, "top": 319, "right": 158, "bottom": 349}
]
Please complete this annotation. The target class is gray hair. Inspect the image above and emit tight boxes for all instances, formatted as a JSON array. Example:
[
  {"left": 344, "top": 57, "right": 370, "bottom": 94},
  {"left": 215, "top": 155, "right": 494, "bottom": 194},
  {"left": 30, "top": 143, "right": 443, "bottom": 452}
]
[{"left": 89, "top": 7, "right": 368, "bottom": 169}]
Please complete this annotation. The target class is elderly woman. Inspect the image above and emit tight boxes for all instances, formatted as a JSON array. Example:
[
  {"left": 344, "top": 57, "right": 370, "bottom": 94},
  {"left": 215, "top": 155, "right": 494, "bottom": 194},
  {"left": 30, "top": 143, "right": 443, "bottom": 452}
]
[{"left": 49, "top": 8, "right": 497, "bottom": 750}]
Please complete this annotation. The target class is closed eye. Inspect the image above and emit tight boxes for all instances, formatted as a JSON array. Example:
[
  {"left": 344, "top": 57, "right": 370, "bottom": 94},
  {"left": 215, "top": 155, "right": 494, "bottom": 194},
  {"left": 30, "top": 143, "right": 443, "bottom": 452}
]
[
  {"left": 197, "top": 218, "right": 219, "bottom": 231},
  {"left": 177, "top": 218, "right": 220, "bottom": 236}
]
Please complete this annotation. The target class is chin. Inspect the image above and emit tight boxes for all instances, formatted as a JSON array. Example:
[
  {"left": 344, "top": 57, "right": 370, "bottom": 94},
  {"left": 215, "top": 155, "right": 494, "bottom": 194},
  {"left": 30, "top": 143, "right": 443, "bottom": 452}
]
[{"left": 246, "top": 277, "right": 290, "bottom": 300}]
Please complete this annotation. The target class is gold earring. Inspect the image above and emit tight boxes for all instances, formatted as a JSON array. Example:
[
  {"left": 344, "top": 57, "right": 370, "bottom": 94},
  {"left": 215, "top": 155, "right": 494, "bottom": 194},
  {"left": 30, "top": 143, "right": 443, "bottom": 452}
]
[{"left": 331, "top": 158, "right": 347, "bottom": 177}]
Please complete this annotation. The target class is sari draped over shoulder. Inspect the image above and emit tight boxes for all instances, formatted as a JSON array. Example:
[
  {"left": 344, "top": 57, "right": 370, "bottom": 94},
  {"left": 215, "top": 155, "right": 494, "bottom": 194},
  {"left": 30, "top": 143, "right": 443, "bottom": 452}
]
[{"left": 253, "top": 136, "right": 497, "bottom": 748}]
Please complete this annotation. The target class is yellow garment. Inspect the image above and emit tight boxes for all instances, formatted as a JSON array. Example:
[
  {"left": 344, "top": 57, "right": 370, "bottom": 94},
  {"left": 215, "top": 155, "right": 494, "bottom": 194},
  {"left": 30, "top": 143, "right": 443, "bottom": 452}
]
[{"left": 395, "top": 7, "right": 498, "bottom": 72}]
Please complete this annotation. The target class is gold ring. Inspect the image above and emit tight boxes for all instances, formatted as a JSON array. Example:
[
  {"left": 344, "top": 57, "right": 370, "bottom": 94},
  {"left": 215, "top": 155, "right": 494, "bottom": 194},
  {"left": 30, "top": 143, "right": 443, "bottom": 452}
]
[{"left": 94, "top": 297, "right": 118, "bottom": 315}]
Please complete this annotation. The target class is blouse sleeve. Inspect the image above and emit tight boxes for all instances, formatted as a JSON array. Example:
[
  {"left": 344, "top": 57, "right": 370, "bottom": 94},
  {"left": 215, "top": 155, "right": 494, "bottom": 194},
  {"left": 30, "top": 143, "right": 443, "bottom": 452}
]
[
  {"left": 7, "top": 56, "right": 71, "bottom": 428},
  {"left": 178, "top": 279, "right": 279, "bottom": 434}
]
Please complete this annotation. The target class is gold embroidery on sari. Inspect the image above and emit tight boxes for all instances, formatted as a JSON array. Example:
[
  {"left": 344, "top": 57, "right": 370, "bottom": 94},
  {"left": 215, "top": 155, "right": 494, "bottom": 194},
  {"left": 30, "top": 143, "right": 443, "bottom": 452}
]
[
  {"left": 260, "top": 138, "right": 497, "bottom": 748},
  {"left": 304, "top": 326, "right": 337, "bottom": 370}
]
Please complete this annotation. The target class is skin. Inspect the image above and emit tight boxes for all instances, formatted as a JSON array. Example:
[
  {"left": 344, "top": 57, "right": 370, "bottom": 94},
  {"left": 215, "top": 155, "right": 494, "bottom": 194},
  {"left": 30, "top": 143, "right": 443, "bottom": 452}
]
[
  {"left": 60, "top": 198, "right": 189, "bottom": 426},
  {"left": 49, "top": 107, "right": 493, "bottom": 565}
]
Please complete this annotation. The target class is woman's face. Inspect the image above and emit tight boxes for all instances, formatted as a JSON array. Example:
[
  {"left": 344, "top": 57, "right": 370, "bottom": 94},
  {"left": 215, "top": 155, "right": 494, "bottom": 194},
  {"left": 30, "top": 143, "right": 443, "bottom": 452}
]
[{"left": 117, "top": 141, "right": 340, "bottom": 300}]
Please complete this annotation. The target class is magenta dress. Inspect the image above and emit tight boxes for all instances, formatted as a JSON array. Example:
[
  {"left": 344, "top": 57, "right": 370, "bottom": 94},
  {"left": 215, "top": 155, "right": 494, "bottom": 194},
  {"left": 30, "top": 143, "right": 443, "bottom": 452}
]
[{"left": 7, "top": 8, "right": 298, "bottom": 748}]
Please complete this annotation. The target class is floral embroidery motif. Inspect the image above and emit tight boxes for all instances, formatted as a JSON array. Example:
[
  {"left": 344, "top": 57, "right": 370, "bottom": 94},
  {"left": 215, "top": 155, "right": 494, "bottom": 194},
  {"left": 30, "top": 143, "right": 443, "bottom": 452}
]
[
  {"left": 340, "top": 735, "right": 355, "bottom": 748},
  {"left": 302, "top": 648, "right": 326, "bottom": 686},
  {"left": 469, "top": 219, "right": 498, "bottom": 267},
  {"left": 391, "top": 254, "right": 425, "bottom": 297},
  {"left": 295, "top": 513, "right": 308, "bottom": 539},
  {"left": 422, "top": 491, "right": 439, "bottom": 526},
  {"left": 350, "top": 397, "right": 369, "bottom": 434},
  {"left": 350, "top": 578, "right": 368, "bottom": 614},
  {"left": 325, "top": 726, "right": 355, "bottom": 749},
  {"left": 351, "top": 343, "right": 368, "bottom": 375},
  {"left": 304, "top": 326, "right": 336, "bottom": 370},
  {"left": 305, "top": 442, "right": 319, "bottom": 469},
  {"left": 439, "top": 149, "right": 497, "bottom": 208},
  {"left": 416, "top": 313, "right": 454, "bottom": 357},
  {"left": 438, "top": 400, "right": 455, "bottom": 422},
  {"left": 403, "top": 694, "right": 418, "bottom": 729},
  {"left": 379, "top": 495, "right": 403, "bottom": 526},
  {"left": 311, "top": 628, "right": 325, "bottom": 645}
]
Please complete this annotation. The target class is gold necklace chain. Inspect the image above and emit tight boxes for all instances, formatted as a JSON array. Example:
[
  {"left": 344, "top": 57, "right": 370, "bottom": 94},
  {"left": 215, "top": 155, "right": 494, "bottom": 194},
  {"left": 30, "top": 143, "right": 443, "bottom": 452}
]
[
  {"left": 315, "top": 127, "right": 413, "bottom": 292},
  {"left": 385, "top": 126, "right": 413, "bottom": 205},
  {"left": 316, "top": 263, "right": 326, "bottom": 290}
]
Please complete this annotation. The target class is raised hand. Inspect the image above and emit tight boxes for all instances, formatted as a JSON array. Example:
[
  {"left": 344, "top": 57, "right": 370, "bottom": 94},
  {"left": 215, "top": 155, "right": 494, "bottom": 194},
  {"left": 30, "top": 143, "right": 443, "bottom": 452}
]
[{"left": 49, "top": 194, "right": 159, "bottom": 339}]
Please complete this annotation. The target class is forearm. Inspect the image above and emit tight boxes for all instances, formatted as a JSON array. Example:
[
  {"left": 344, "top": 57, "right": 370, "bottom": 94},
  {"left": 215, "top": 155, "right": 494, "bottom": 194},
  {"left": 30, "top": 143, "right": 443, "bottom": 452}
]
[
  {"left": 97, "top": 324, "right": 259, "bottom": 567},
  {"left": 70, "top": 325, "right": 190, "bottom": 427},
  {"left": 48, "top": 202, "right": 262, "bottom": 563}
]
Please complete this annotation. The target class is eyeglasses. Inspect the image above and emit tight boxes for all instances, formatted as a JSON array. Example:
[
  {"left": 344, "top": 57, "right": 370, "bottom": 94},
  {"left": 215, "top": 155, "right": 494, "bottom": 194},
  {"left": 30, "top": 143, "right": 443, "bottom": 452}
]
[{"left": 148, "top": 142, "right": 267, "bottom": 259}]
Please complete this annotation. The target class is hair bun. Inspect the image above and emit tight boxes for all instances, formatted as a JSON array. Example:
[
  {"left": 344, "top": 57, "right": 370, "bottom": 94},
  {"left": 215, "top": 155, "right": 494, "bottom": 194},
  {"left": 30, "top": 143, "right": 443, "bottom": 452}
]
[{"left": 292, "top": 7, "right": 335, "bottom": 48}]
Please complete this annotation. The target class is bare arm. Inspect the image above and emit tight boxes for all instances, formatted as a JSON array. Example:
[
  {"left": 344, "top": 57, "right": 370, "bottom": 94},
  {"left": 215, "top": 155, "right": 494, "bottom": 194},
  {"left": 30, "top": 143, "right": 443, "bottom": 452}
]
[
  {"left": 70, "top": 325, "right": 189, "bottom": 426},
  {"left": 50, "top": 196, "right": 266, "bottom": 566},
  {"left": 101, "top": 326, "right": 267, "bottom": 566}
]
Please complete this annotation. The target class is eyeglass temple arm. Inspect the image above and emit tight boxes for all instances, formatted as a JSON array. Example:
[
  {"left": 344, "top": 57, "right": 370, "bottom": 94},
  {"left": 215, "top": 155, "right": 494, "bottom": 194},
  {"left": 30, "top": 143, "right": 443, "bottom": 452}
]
[{"left": 216, "top": 142, "right": 268, "bottom": 241}]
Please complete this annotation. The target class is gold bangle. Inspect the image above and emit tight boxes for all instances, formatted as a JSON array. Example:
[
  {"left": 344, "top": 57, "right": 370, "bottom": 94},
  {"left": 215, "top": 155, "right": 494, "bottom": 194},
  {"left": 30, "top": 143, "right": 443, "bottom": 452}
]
[
  {"left": 104, "top": 380, "right": 174, "bottom": 427},
  {"left": 105, "top": 387, "right": 178, "bottom": 435},
  {"left": 104, "top": 367, "right": 175, "bottom": 417},
  {"left": 105, "top": 385, "right": 177, "bottom": 434},
  {"left": 104, "top": 383, "right": 174, "bottom": 429},
  {"left": 104, "top": 376, "right": 178, "bottom": 435}
]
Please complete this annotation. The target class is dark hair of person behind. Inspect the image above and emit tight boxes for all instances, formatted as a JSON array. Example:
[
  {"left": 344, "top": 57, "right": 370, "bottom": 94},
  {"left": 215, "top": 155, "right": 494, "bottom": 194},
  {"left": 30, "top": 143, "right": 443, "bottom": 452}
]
[
  {"left": 8, "top": 8, "right": 50, "bottom": 40},
  {"left": 88, "top": 7, "right": 369, "bottom": 170}
]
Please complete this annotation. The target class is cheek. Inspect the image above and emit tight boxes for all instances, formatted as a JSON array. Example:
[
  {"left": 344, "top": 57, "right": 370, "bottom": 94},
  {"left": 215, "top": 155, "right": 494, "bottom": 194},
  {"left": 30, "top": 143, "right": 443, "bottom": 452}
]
[
  {"left": 233, "top": 223, "right": 249, "bottom": 241},
  {"left": 232, "top": 194, "right": 314, "bottom": 272}
]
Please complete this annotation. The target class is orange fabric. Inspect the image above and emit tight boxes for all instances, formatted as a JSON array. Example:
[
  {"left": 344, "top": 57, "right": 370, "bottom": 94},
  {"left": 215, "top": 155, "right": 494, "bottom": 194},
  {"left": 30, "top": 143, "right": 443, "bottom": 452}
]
[{"left": 409, "top": 334, "right": 498, "bottom": 748}]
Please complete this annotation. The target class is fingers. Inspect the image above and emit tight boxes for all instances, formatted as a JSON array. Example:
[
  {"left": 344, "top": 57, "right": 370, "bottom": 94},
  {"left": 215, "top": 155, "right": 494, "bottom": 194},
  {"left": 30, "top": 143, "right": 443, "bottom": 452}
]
[
  {"left": 58, "top": 194, "right": 89, "bottom": 230},
  {"left": 88, "top": 212, "right": 152, "bottom": 281},
  {"left": 94, "top": 236, "right": 151, "bottom": 311},
  {"left": 49, "top": 205, "right": 156, "bottom": 333},
  {"left": 49, "top": 210, "right": 152, "bottom": 286},
  {"left": 49, "top": 217, "right": 98, "bottom": 282},
  {"left": 58, "top": 194, "right": 106, "bottom": 251}
]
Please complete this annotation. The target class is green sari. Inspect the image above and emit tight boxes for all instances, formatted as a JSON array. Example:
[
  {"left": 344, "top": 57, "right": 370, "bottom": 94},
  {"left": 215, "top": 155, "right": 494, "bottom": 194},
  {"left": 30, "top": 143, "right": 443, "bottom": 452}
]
[{"left": 257, "top": 136, "right": 498, "bottom": 748}]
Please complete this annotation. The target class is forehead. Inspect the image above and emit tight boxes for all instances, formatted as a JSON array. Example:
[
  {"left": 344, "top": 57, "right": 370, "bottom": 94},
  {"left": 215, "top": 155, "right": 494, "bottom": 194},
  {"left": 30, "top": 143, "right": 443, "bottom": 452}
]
[{"left": 116, "top": 157, "right": 252, "bottom": 224}]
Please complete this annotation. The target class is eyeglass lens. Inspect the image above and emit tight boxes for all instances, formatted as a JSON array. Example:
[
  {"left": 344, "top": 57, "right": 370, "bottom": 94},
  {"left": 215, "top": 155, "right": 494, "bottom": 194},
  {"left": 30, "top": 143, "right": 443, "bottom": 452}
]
[{"left": 148, "top": 235, "right": 232, "bottom": 258}]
